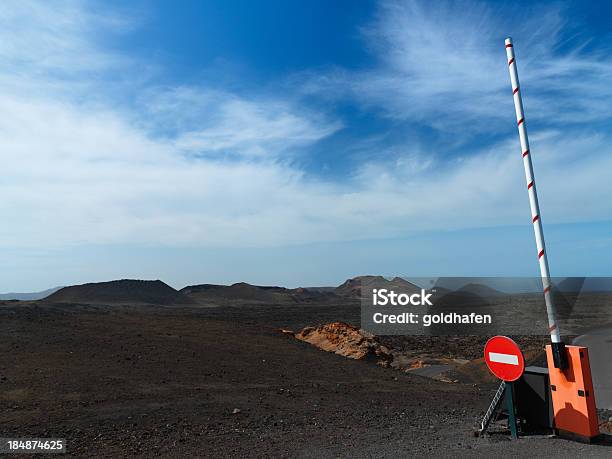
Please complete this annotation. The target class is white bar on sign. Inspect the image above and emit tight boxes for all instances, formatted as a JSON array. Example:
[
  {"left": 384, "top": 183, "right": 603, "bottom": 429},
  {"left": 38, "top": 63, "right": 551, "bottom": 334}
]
[{"left": 489, "top": 352, "right": 519, "bottom": 365}]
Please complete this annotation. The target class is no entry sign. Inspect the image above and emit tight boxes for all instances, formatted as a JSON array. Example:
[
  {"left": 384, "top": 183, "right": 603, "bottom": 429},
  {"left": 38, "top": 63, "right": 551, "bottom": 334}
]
[{"left": 484, "top": 336, "right": 525, "bottom": 382}]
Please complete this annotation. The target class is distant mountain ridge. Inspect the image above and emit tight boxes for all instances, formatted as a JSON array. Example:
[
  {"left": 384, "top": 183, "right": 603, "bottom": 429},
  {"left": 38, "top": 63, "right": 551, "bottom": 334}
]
[
  {"left": 181, "top": 276, "right": 423, "bottom": 305},
  {"left": 2, "top": 276, "right": 426, "bottom": 306},
  {"left": 8, "top": 275, "right": 599, "bottom": 308}
]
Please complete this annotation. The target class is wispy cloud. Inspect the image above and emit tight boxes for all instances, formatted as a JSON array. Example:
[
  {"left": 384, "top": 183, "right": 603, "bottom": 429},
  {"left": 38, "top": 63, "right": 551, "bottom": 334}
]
[
  {"left": 0, "top": 0, "right": 135, "bottom": 93},
  {"left": 305, "top": 0, "right": 612, "bottom": 133},
  {"left": 0, "top": 0, "right": 343, "bottom": 249},
  {"left": 141, "top": 86, "right": 341, "bottom": 157},
  {"left": 1, "top": 0, "right": 611, "bottom": 258}
]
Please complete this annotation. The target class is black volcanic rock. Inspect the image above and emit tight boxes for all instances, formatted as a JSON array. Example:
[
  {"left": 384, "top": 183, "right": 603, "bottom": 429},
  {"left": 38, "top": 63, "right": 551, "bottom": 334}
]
[{"left": 43, "top": 279, "right": 194, "bottom": 305}]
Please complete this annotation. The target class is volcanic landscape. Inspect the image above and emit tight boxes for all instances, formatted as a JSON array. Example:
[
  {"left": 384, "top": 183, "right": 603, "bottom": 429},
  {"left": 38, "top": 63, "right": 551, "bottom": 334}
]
[{"left": 1, "top": 277, "right": 611, "bottom": 457}]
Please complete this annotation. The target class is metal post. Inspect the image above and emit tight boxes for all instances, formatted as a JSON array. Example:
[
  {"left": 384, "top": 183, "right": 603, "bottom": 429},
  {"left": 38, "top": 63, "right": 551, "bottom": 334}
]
[
  {"left": 505, "top": 382, "right": 518, "bottom": 439},
  {"left": 504, "top": 37, "right": 567, "bottom": 369}
]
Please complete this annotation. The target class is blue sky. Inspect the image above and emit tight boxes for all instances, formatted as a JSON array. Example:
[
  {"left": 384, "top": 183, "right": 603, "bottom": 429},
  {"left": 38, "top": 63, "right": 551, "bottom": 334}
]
[{"left": 2, "top": 0, "right": 612, "bottom": 291}]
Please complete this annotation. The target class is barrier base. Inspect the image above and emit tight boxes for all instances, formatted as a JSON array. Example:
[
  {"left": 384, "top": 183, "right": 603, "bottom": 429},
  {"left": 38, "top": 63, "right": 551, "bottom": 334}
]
[
  {"left": 555, "top": 428, "right": 603, "bottom": 444},
  {"left": 546, "top": 345, "right": 600, "bottom": 439}
]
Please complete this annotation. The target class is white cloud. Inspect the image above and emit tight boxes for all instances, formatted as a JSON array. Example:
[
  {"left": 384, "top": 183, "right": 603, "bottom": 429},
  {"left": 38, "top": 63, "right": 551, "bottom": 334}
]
[
  {"left": 0, "top": 0, "right": 134, "bottom": 95},
  {"left": 142, "top": 87, "right": 341, "bottom": 157},
  {"left": 304, "top": 1, "right": 612, "bottom": 133},
  {"left": 350, "top": 131, "right": 612, "bottom": 234},
  {"left": 0, "top": 1, "right": 343, "bottom": 249},
  {"left": 1, "top": 0, "right": 611, "bottom": 257}
]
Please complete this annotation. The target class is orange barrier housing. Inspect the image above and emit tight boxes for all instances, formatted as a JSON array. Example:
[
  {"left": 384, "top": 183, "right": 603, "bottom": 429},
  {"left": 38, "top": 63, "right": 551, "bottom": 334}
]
[{"left": 545, "top": 345, "right": 600, "bottom": 440}]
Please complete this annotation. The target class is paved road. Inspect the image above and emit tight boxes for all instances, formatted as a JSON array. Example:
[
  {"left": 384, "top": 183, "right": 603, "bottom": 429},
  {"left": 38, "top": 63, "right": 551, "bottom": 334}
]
[{"left": 573, "top": 327, "right": 612, "bottom": 410}]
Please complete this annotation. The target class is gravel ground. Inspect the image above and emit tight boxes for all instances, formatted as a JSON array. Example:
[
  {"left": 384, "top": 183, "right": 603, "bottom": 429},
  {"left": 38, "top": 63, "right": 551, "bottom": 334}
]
[{"left": 0, "top": 302, "right": 610, "bottom": 457}]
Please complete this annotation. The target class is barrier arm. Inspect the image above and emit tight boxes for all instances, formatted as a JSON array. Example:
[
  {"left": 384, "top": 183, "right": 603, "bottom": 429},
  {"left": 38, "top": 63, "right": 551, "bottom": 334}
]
[{"left": 505, "top": 37, "right": 568, "bottom": 369}]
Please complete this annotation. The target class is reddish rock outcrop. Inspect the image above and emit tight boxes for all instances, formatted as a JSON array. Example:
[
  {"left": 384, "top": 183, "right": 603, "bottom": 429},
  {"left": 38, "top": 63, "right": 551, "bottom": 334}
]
[{"left": 295, "top": 322, "right": 392, "bottom": 366}]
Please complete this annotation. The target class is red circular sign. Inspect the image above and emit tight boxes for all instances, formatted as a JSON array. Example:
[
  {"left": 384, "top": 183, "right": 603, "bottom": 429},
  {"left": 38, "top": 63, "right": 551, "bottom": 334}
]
[{"left": 484, "top": 336, "right": 525, "bottom": 382}]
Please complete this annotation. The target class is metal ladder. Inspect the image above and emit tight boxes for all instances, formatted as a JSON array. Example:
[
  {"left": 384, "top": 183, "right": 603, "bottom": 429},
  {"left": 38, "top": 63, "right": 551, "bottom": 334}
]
[{"left": 479, "top": 381, "right": 506, "bottom": 435}]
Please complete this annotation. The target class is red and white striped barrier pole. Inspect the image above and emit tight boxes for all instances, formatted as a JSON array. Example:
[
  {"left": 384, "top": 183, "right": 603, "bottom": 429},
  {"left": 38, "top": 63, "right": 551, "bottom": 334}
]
[{"left": 505, "top": 37, "right": 567, "bottom": 369}]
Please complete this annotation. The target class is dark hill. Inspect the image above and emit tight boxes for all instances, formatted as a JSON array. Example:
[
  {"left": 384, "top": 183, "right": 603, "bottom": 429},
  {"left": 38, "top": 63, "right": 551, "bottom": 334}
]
[
  {"left": 180, "top": 282, "right": 337, "bottom": 306},
  {"left": 335, "top": 276, "right": 421, "bottom": 299},
  {"left": 181, "top": 283, "right": 280, "bottom": 304},
  {"left": 44, "top": 280, "right": 194, "bottom": 305},
  {"left": 456, "top": 283, "right": 504, "bottom": 297}
]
